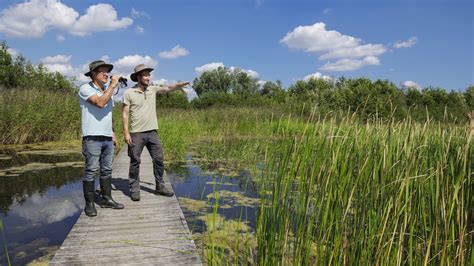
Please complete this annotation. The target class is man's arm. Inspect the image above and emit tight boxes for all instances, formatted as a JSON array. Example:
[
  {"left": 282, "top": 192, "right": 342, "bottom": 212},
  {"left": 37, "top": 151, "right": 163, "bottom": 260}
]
[
  {"left": 122, "top": 104, "right": 132, "bottom": 145},
  {"left": 156, "top": 81, "right": 190, "bottom": 94},
  {"left": 87, "top": 75, "right": 120, "bottom": 108}
]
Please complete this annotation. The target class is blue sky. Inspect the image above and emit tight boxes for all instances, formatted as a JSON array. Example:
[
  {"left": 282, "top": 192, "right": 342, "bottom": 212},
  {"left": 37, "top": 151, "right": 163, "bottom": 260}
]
[{"left": 0, "top": 0, "right": 472, "bottom": 99}]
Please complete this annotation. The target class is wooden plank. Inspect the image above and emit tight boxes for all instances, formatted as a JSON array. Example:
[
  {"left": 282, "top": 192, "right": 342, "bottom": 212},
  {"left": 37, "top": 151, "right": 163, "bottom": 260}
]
[{"left": 50, "top": 148, "right": 202, "bottom": 265}]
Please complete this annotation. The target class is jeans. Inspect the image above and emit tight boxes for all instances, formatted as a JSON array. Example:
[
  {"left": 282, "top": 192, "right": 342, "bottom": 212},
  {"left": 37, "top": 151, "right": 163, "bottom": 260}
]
[
  {"left": 127, "top": 130, "right": 164, "bottom": 193},
  {"left": 82, "top": 136, "right": 114, "bottom": 182}
]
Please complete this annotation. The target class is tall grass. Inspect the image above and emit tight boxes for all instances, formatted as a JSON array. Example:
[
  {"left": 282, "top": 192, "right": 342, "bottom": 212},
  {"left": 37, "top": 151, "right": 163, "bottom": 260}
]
[
  {"left": 0, "top": 89, "right": 80, "bottom": 144},
  {"left": 257, "top": 112, "right": 471, "bottom": 265},
  {"left": 0, "top": 89, "right": 125, "bottom": 152},
  {"left": 157, "top": 107, "right": 472, "bottom": 265}
]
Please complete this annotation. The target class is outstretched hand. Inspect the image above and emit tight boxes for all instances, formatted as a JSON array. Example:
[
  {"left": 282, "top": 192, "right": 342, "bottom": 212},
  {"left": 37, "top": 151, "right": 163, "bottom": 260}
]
[{"left": 177, "top": 81, "right": 191, "bottom": 88}]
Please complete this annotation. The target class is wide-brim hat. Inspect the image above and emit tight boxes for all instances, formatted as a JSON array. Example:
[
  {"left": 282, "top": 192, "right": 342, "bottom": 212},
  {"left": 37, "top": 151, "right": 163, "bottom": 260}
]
[
  {"left": 84, "top": 60, "right": 113, "bottom": 77},
  {"left": 130, "top": 64, "right": 154, "bottom": 82}
]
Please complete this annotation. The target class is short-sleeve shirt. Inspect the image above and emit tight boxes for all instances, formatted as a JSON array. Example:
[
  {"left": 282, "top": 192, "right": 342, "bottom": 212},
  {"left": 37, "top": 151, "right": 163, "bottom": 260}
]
[
  {"left": 79, "top": 82, "right": 114, "bottom": 137},
  {"left": 123, "top": 85, "right": 159, "bottom": 133}
]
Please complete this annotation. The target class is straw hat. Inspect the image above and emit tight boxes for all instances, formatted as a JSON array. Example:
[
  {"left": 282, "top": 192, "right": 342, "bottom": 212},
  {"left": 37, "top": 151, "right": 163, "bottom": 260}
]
[{"left": 130, "top": 64, "right": 154, "bottom": 82}]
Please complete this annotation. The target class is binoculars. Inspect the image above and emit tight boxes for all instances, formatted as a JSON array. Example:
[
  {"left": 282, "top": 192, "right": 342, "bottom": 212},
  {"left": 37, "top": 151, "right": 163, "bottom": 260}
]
[{"left": 118, "top": 77, "right": 128, "bottom": 87}]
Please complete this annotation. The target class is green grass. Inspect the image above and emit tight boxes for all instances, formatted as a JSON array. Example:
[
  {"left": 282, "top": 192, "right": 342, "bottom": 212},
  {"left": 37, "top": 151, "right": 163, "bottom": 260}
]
[
  {"left": 0, "top": 89, "right": 80, "bottom": 144},
  {"left": 157, "top": 107, "right": 472, "bottom": 265}
]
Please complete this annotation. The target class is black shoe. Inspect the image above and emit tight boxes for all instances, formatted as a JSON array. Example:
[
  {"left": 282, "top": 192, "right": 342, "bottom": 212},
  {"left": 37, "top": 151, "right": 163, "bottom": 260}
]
[
  {"left": 99, "top": 178, "right": 124, "bottom": 209},
  {"left": 83, "top": 180, "right": 97, "bottom": 217},
  {"left": 155, "top": 183, "right": 174, "bottom": 197},
  {"left": 130, "top": 191, "right": 140, "bottom": 201}
]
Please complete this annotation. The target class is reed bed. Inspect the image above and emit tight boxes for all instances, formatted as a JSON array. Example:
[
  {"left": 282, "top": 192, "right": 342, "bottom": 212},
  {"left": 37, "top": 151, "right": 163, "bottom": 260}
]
[{"left": 158, "top": 108, "right": 472, "bottom": 265}]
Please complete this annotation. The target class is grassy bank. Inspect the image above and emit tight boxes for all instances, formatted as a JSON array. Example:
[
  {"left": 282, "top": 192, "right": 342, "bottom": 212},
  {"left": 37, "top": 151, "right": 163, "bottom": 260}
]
[
  {"left": 0, "top": 89, "right": 125, "bottom": 152},
  {"left": 157, "top": 108, "right": 472, "bottom": 265}
]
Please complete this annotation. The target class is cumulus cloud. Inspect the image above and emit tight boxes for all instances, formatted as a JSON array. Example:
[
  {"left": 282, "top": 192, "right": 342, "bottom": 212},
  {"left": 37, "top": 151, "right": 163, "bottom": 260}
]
[
  {"left": 113, "top": 54, "right": 158, "bottom": 70},
  {"left": 10, "top": 190, "right": 83, "bottom": 224},
  {"left": 195, "top": 62, "right": 225, "bottom": 75},
  {"left": 394, "top": 37, "right": 418, "bottom": 48},
  {"left": 56, "top": 34, "right": 65, "bottom": 42},
  {"left": 6, "top": 47, "right": 18, "bottom": 57},
  {"left": 320, "top": 56, "right": 380, "bottom": 72},
  {"left": 159, "top": 45, "right": 190, "bottom": 59},
  {"left": 40, "top": 54, "right": 76, "bottom": 76},
  {"left": 401, "top": 80, "right": 422, "bottom": 89},
  {"left": 195, "top": 62, "right": 260, "bottom": 80},
  {"left": 280, "top": 22, "right": 386, "bottom": 71},
  {"left": 153, "top": 78, "right": 170, "bottom": 86},
  {"left": 69, "top": 4, "right": 133, "bottom": 36},
  {"left": 41, "top": 55, "right": 71, "bottom": 64},
  {"left": 304, "top": 71, "right": 332, "bottom": 81},
  {"left": 323, "top": 8, "right": 332, "bottom": 15},
  {"left": 0, "top": 0, "right": 132, "bottom": 38}
]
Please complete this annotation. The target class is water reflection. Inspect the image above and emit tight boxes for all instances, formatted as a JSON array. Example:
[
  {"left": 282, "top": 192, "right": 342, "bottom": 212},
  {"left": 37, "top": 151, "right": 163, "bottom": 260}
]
[
  {"left": 168, "top": 154, "right": 259, "bottom": 232},
  {"left": 0, "top": 148, "right": 84, "bottom": 265}
]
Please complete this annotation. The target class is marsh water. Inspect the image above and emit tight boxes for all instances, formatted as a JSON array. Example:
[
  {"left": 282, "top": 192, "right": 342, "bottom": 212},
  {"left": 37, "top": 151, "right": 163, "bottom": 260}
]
[{"left": 0, "top": 146, "right": 259, "bottom": 265}]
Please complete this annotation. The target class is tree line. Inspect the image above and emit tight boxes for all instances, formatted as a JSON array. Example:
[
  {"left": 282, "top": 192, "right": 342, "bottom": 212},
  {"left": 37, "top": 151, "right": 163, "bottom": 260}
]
[
  {"left": 1, "top": 41, "right": 472, "bottom": 124},
  {"left": 161, "top": 66, "right": 473, "bottom": 123}
]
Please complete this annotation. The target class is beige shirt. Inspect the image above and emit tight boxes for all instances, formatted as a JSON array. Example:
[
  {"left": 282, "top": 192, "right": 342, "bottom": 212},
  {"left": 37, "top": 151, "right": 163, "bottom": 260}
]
[{"left": 123, "top": 85, "right": 160, "bottom": 133}]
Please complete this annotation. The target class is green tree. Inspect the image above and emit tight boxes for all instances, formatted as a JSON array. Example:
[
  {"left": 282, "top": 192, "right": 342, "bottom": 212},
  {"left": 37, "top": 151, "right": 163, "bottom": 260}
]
[{"left": 192, "top": 66, "right": 232, "bottom": 95}]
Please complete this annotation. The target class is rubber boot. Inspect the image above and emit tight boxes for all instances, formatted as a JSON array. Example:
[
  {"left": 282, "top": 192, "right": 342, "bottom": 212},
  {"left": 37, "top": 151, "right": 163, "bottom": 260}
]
[
  {"left": 99, "top": 178, "right": 124, "bottom": 209},
  {"left": 83, "top": 180, "right": 97, "bottom": 217},
  {"left": 155, "top": 182, "right": 174, "bottom": 197}
]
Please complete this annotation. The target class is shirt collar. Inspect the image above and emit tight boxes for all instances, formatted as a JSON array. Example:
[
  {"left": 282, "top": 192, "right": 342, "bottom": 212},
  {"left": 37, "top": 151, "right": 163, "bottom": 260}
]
[{"left": 89, "top": 81, "right": 107, "bottom": 91}]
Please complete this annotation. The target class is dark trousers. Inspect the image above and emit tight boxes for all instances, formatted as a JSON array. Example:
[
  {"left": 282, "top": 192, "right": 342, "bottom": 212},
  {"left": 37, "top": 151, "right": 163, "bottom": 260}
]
[{"left": 127, "top": 130, "right": 164, "bottom": 193}]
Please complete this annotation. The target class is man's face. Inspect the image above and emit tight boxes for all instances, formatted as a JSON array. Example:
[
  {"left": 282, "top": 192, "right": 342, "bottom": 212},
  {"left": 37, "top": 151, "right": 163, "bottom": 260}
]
[
  {"left": 138, "top": 70, "right": 151, "bottom": 86},
  {"left": 92, "top": 66, "right": 109, "bottom": 84}
]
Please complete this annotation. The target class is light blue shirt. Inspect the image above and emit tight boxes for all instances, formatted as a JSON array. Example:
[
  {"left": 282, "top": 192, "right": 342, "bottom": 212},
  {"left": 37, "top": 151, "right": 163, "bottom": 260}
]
[{"left": 79, "top": 82, "right": 114, "bottom": 137}]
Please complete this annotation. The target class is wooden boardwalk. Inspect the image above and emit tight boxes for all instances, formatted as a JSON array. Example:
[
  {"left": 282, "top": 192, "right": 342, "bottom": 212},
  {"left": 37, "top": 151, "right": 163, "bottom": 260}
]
[{"left": 51, "top": 148, "right": 202, "bottom": 265}]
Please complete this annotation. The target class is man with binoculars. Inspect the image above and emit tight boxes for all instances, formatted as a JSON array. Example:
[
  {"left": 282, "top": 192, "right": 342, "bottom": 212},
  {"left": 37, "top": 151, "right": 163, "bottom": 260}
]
[
  {"left": 122, "top": 64, "right": 189, "bottom": 201},
  {"left": 78, "top": 60, "right": 125, "bottom": 217}
]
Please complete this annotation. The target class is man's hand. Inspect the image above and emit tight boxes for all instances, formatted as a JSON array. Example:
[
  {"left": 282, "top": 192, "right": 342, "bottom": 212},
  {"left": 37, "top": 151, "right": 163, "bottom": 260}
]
[
  {"left": 112, "top": 132, "right": 118, "bottom": 146},
  {"left": 176, "top": 81, "right": 190, "bottom": 89},
  {"left": 124, "top": 132, "right": 133, "bottom": 146},
  {"left": 109, "top": 75, "right": 120, "bottom": 89}
]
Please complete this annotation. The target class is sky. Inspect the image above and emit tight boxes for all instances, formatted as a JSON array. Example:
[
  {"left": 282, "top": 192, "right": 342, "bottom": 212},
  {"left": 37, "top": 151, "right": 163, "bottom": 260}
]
[{"left": 0, "top": 0, "right": 472, "bottom": 100}]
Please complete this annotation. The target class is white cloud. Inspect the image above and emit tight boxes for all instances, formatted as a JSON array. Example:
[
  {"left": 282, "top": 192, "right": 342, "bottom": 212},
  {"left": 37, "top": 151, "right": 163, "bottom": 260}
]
[
  {"left": 281, "top": 22, "right": 387, "bottom": 72},
  {"left": 131, "top": 8, "right": 151, "bottom": 19},
  {"left": 195, "top": 62, "right": 225, "bottom": 75},
  {"left": 319, "top": 43, "right": 386, "bottom": 60},
  {"left": 40, "top": 54, "right": 76, "bottom": 76},
  {"left": 183, "top": 87, "right": 198, "bottom": 101},
  {"left": 135, "top": 26, "right": 144, "bottom": 34},
  {"left": 195, "top": 62, "right": 260, "bottom": 80},
  {"left": 159, "top": 45, "right": 190, "bottom": 59},
  {"left": 40, "top": 55, "right": 71, "bottom": 64},
  {"left": 11, "top": 190, "right": 83, "bottom": 224},
  {"left": 244, "top": 69, "right": 259, "bottom": 79},
  {"left": 394, "top": 37, "right": 418, "bottom": 48},
  {"left": 153, "top": 78, "right": 170, "bottom": 86},
  {"left": 56, "top": 34, "right": 65, "bottom": 42},
  {"left": 323, "top": 8, "right": 331, "bottom": 15},
  {"left": 320, "top": 56, "right": 380, "bottom": 71},
  {"left": 113, "top": 54, "right": 158, "bottom": 70},
  {"left": 304, "top": 72, "right": 332, "bottom": 81},
  {"left": 6, "top": 47, "right": 18, "bottom": 57},
  {"left": 401, "top": 80, "right": 421, "bottom": 89},
  {"left": 69, "top": 4, "right": 133, "bottom": 36},
  {"left": 229, "top": 67, "right": 259, "bottom": 79},
  {"left": 0, "top": 0, "right": 132, "bottom": 38}
]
